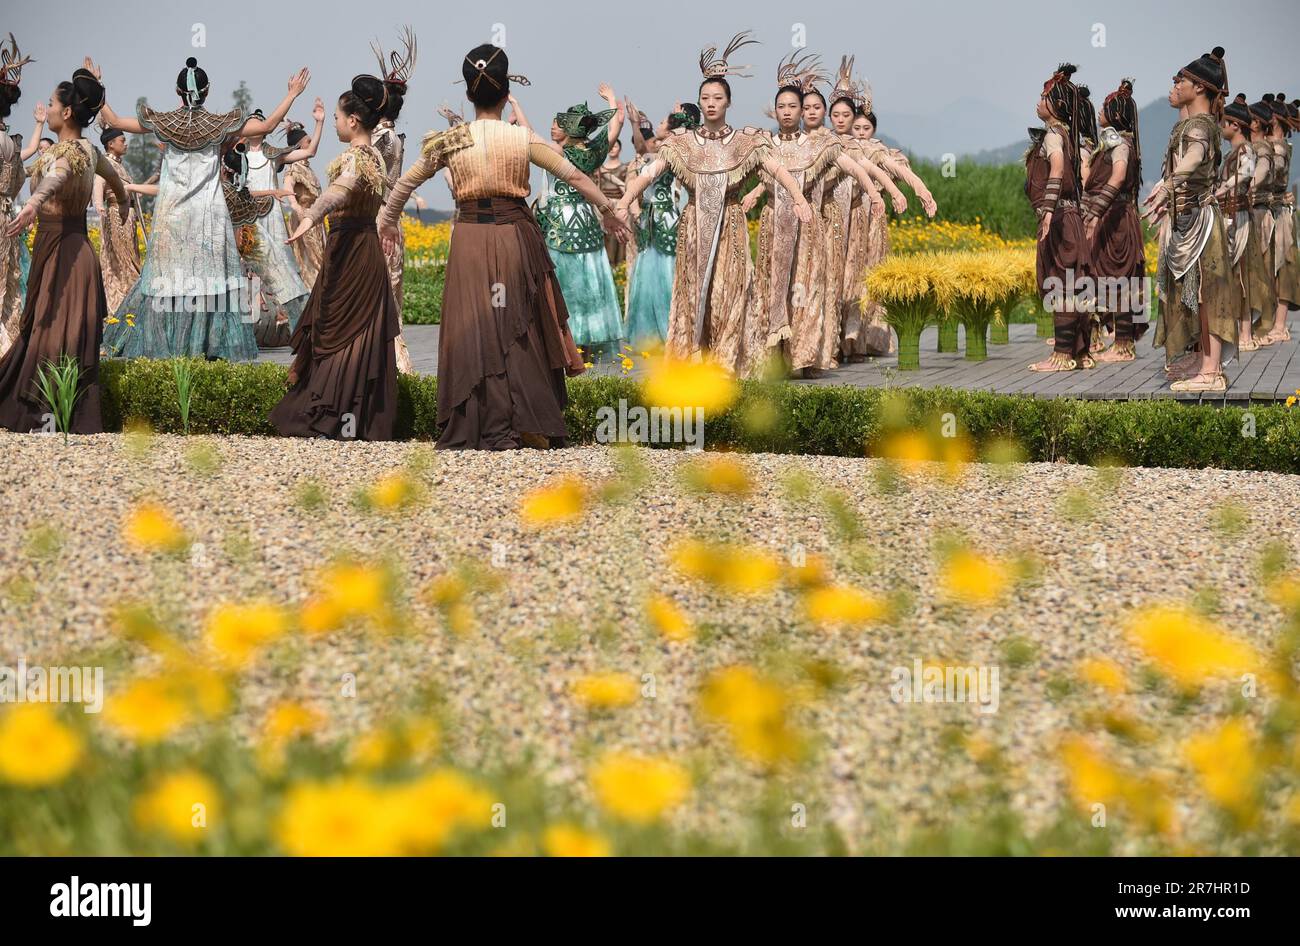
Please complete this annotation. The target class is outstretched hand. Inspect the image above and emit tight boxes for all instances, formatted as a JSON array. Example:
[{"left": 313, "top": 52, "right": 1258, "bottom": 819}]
[
  {"left": 83, "top": 57, "right": 102, "bottom": 80},
  {"left": 379, "top": 221, "right": 400, "bottom": 257},
  {"left": 287, "top": 68, "right": 311, "bottom": 97},
  {"left": 5, "top": 202, "right": 35, "bottom": 238},
  {"left": 285, "top": 217, "right": 314, "bottom": 245},
  {"left": 311, "top": 97, "right": 325, "bottom": 123}
]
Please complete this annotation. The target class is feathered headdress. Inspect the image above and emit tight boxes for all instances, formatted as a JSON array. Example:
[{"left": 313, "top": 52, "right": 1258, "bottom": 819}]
[
  {"left": 700, "top": 31, "right": 759, "bottom": 80},
  {"left": 830, "top": 55, "right": 858, "bottom": 104},
  {"left": 775, "top": 51, "right": 824, "bottom": 95},
  {"left": 0, "top": 33, "right": 33, "bottom": 88},
  {"left": 372, "top": 25, "right": 417, "bottom": 92}
]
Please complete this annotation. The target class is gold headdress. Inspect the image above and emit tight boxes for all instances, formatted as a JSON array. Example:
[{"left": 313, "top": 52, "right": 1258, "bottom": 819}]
[
  {"left": 371, "top": 25, "right": 417, "bottom": 91},
  {"left": 0, "top": 33, "right": 34, "bottom": 87},
  {"left": 699, "top": 31, "right": 759, "bottom": 80},
  {"left": 830, "top": 55, "right": 871, "bottom": 113}
]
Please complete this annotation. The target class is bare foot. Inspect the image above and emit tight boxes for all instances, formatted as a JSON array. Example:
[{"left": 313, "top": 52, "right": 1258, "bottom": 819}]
[
  {"left": 1095, "top": 344, "right": 1135, "bottom": 363},
  {"left": 1028, "top": 352, "right": 1076, "bottom": 372},
  {"left": 1170, "top": 371, "right": 1226, "bottom": 393}
]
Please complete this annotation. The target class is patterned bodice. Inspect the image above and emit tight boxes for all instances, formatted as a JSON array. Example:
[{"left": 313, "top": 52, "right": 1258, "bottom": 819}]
[
  {"left": 538, "top": 129, "right": 611, "bottom": 254},
  {"left": 631, "top": 156, "right": 682, "bottom": 254}
]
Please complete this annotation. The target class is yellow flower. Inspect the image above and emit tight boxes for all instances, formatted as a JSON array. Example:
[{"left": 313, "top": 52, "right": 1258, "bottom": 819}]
[
  {"left": 802, "top": 585, "right": 888, "bottom": 627},
  {"left": 0, "top": 705, "right": 83, "bottom": 787},
  {"left": 642, "top": 356, "right": 739, "bottom": 415},
  {"left": 1059, "top": 735, "right": 1124, "bottom": 808},
  {"left": 590, "top": 752, "right": 690, "bottom": 824},
  {"left": 645, "top": 594, "right": 695, "bottom": 642},
  {"left": 1125, "top": 605, "right": 1263, "bottom": 689},
  {"left": 519, "top": 477, "right": 588, "bottom": 526},
  {"left": 572, "top": 672, "right": 640, "bottom": 709},
  {"left": 542, "top": 824, "right": 612, "bottom": 857},
  {"left": 103, "top": 676, "right": 192, "bottom": 743},
  {"left": 123, "top": 501, "right": 188, "bottom": 553},
  {"left": 276, "top": 778, "right": 402, "bottom": 856},
  {"left": 698, "top": 666, "right": 804, "bottom": 767},
  {"left": 202, "top": 600, "right": 289, "bottom": 669},
  {"left": 1288, "top": 395, "right": 1298, "bottom": 408},
  {"left": 386, "top": 770, "right": 492, "bottom": 853},
  {"left": 300, "top": 561, "right": 395, "bottom": 635},
  {"left": 264, "top": 701, "right": 323, "bottom": 743},
  {"left": 349, "top": 718, "right": 442, "bottom": 770},
  {"left": 940, "top": 548, "right": 1011, "bottom": 607},
  {"left": 368, "top": 471, "right": 418, "bottom": 510},
  {"left": 682, "top": 455, "right": 752, "bottom": 495},
  {"left": 105, "top": 315, "right": 120, "bottom": 325},
  {"left": 1077, "top": 657, "right": 1129, "bottom": 695},
  {"left": 133, "top": 770, "right": 221, "bottom": 845},
  {"left": 1184, "top": 719, "right": 1260, "bottom": 823},
  {"left": 670, "top": 539, "right": 781, "bottom": 594},
  {"left": 880, "top": 430, "right": 933, "bottom": 471}
]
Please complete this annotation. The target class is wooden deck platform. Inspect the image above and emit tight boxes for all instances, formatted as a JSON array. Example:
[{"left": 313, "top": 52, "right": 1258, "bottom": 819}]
[{"left": 259, "top": 319, "right": 1300, "bottom": 404}]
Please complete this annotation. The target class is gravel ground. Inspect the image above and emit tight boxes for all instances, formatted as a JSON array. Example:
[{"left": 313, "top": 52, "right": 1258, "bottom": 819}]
[{"left": 1, "top": 432, "right": 1295, "bottom": 850}]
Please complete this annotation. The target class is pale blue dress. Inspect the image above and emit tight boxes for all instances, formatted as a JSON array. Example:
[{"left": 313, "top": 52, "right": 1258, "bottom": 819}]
[
  {"left": 244, "top": 144, "right": 308, "bottom": 344},
  {"left": 104, "top": 104, "right": 257, "bottom": 361},
  {"left": 625, "top": 158, "right": 684, "bottom": 344},
  {"left": 536, "top": 129, "right": 624, "bottom": 357}
]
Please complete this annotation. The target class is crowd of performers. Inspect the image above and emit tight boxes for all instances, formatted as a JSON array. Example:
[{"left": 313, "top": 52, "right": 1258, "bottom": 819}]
[
  {"left": 0, "top": 29, "right": 1295, "bottom": 449},
  {"left": 1027, "top": 50, "right": 1300, "bottom": 393}
]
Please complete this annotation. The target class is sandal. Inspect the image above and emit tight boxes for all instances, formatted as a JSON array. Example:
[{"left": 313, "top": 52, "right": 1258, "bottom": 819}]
[
  {"left": 1259, "top": 327, "right": 1291, "bottom": 347},
  {"left": 1079, "top": 354, "right": 1097, "bottom": 370},
  {"left": 1164, "top": 353, "right": 1200, "bottom": 378},
  {"left": 1095, "top": 343, "right": 1135, "bottom": 363},
  {"left": 1170, "top": 372, "right": 1226, "bottom": 393},
  {"left": 1029, "top": 352, "right": 1077, "bottom": 372},
  {"left": 1239, "top": 335, "right": 1261, "bottom": 352}
]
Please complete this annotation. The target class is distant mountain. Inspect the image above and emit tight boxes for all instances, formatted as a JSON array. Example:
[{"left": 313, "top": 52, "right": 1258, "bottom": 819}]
[{"left": 876, "top": 96, "right": 1026, "bottom": 162}]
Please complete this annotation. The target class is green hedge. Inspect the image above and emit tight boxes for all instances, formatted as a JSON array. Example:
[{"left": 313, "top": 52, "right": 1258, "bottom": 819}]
[
  {"left": 400, "top": 262, "right": 445, "bottom": 326},
  {"left": 95, "top": 359, "right": 1300, "bottom": 473}
]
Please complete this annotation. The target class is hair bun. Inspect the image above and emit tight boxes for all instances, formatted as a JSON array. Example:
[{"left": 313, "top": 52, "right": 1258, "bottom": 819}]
[
  {"left": 1263, "top": 93, "right": 1275, "bottom": 103},
  {"left": 1211, "top": 46, "right": 1225, "bottom": 59},
  {"left": 1234, "top": 93, "right": 1247, "bottom": 104},
  {"left": 186, "top": 57, "right": 198, "bottom": 69},
  {"left": 1057, "top": 63, "right": 1078, "bottom": 78}
]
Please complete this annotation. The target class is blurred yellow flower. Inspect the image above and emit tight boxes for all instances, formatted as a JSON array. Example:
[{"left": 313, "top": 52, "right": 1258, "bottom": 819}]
[
  {"left": 1077, "top": 657, "right": 1129, "bottom": 695},
  {"left": 802, "top": 585, "right": 888, "bottom": 628},
  {"left": 642, "top": 356, "right": 739, "bottom": 414},
  {"left": 203, "top": 600, "right": 289, "bottom": 669},
  {"left": 542, "top": 824, "right": 612, "bottom": 857},
  {"left": 590, "top": 751, "right": 691, "bottom": 824},
  {"left": 572, "top": 672, "right": 640, "bottom": 709},
  {"left": 368, "top": 471, "right": 419, "bottom": 510},
  {"left": 1125, "top": 605, "right": 1263, "bottom": 689},
  {"left": 123, "top": 501, "right": 188, "bottom": 553},
  {"left": 264, "top": 701, "right": 324, "bottom": 743},
  {"left": 881, "top": 430, "right": 933, "bottom": 470},
  {"left": 670, "top": 539, "right": 780, "bottom": 594},
  {"left": 1059, "top": 735, "right": 1124, "bottom": 808},
  {"left": 699, "top": 666, "right": 804, "bottom": 767},
  {"left": 103, "top": 676, "right": 192, "bottom": 744},
  {"left": 386, "top": 770, "right": 492, "bottom": 853},
  {"left": 519, "top": 477, "right": 588, "bottom": 526},
  {"left": 1184, "top": 719, "right": 1260, "bottom": 823},
  {"left": 300, "top": 561, "right": 395, "bottom": 635},
  {"left": 349, "top": 718, "right": 442, "bottom": 770},
  {"left": 276, "top": 778, "right": 401, "bottom": 856},
  {"left": 133, "top": 770, "right": 221, "bottom": 846},
  {"left": 0, "top": 704, "right": 83, "bottom": 787},
  {"left": 940, "top": 548, "right": 1011, "bottom": 607},
  {"left": 645, "top": 594, "right": 695, "bottom": 643},
  {"left": 682, "top": 455, "right": 752, "bottom": 495}
]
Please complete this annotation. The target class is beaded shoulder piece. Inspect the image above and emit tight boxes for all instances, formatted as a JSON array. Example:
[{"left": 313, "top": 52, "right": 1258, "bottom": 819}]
[
  {"left": 327, "top": 145, "right": 386, "bottom": 196},
  {"left": 419, "top": 123, "right": 474, "bottom": 168},
  {"left": 222, "top": 181, "right": 273, "bottom": 226},
  {"left": 42, "top": 139, "right": 92, "bottom": 178},
  {"left": 139, "top": 104, "right": 245, "bottom": 151},
  {"left": 658, "top": 126, "right": 772, "bottom": 189}
]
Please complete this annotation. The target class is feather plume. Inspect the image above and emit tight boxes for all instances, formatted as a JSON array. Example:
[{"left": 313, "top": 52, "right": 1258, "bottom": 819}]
[
  {"left": 371, "top": 25, "right": 417, "bottom": 86},
  {"left": 699, "top": 30, "right": 759, "bottom": 79}
]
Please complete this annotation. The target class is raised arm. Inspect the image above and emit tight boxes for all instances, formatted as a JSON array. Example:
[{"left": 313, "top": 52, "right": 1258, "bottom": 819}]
[
  {"left": 280, "top": 98, "right": 325, "bottom": 164},
  {"left": 506, "top": 94, "right": 530, "bottom": 130},
  {"left": 598, "top": 83, "right": 625, "bottom": 149},
  {"left": 616, "top": 156, "right": 668, "bottom": 211},
  {"left": 20, "top": 103, "right": 46, "bottom": 160},
  {"left": 240, "top": 69, "right": 310, "bottom": 138}
]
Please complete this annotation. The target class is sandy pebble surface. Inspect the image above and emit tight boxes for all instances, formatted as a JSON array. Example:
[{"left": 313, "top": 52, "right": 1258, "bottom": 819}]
[{"left": 1, "top": 432, "right": 1294, "bottom": 850}]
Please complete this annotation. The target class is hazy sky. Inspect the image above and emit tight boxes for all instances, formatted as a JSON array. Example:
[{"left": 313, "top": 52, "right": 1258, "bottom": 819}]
[{"left": 7, "top": 0, "right": 1298, "bottom": 207}]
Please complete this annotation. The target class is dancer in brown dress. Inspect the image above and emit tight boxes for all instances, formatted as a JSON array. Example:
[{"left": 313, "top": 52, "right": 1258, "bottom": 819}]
[
  {"left": 1217, "top": 95, "right": 1261, "bottom": 352},
  {"left": 1085, "top": 79, "right": 1146, "bottom": 362},
  {"left": 1147, "top": 48, "right": 1234, "bottom": 392},
  {"left": 1027, "top": 64, "right": 1091, "bottom": 372},
  {"left": 379, "top": 44, "right": 630, "bottom": 450},
  {"left": 280, "top": 122, "right": 324, "bottom": 289},
  {"left": 0, "top": 66, "right": 124, "bottom": 434},
  {"left": 274, "top": 76, "right": 401, "bottom": 441},
  {"left": 92, "top": 126, "right": 141, "bottom": 314}
]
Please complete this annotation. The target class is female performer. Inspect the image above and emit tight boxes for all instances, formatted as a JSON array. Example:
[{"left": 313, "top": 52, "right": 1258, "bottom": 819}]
[
  {"left": 0, "top": 35, "right": 37, "bottom": 357},
  {"left": 1259, "top": 93, "right": 1298, "bottom": 344},
  {"left": 534, "top": 86, "right": 626, "bottom": 360},
  {"left": 379, "top": 44, "right": 629, "bottom": 450},
  {"left": 615, "top": 33, "right": 815, "bottom": 377},
  {"left": 97, "top": 56, "right": 310, "bottom": 361},
  {"left": 624, "top": 105, "right": 698, "bottom": 345},
  {"left": 280, "top": 121, "right": 325, "bottom": 290},
  {"left": 1146, "top": 48, "right": 1234, "bottom": 392},
  {"left": 275, "top": 75, "right": 400, "bottom": 440},
  {"left": 92, "top": 126, "right": 142, "bottom": 315},
  {"left": 0, "top": 64, "right": 125, "bottom": 434},
  {"left": 1026, "top": 63, "right": 1091, "bottom": 372},
  {"left": 1083, "top": 79, "right": 1147, "bottom": 362},
  {"left": 1216, "top": 95, "right": 1261, "bottom": 353}
]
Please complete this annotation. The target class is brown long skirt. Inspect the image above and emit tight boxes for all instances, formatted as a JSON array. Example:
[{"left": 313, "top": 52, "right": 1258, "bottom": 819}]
[
  {"left": 0, "top": 215, "right": 104, "bottom": 434},
  {"left": 437, "top": 198, "right": 583, "bottom": 451},
  {"left": 1090, "top": 201, "right": 1146, "bottom": 343},
  {"left": 270, "top": 218, "right": 398, "bottom": 441},
  {"left": 1037, "top": 204, "right": 1090, "bottom": 360}
]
